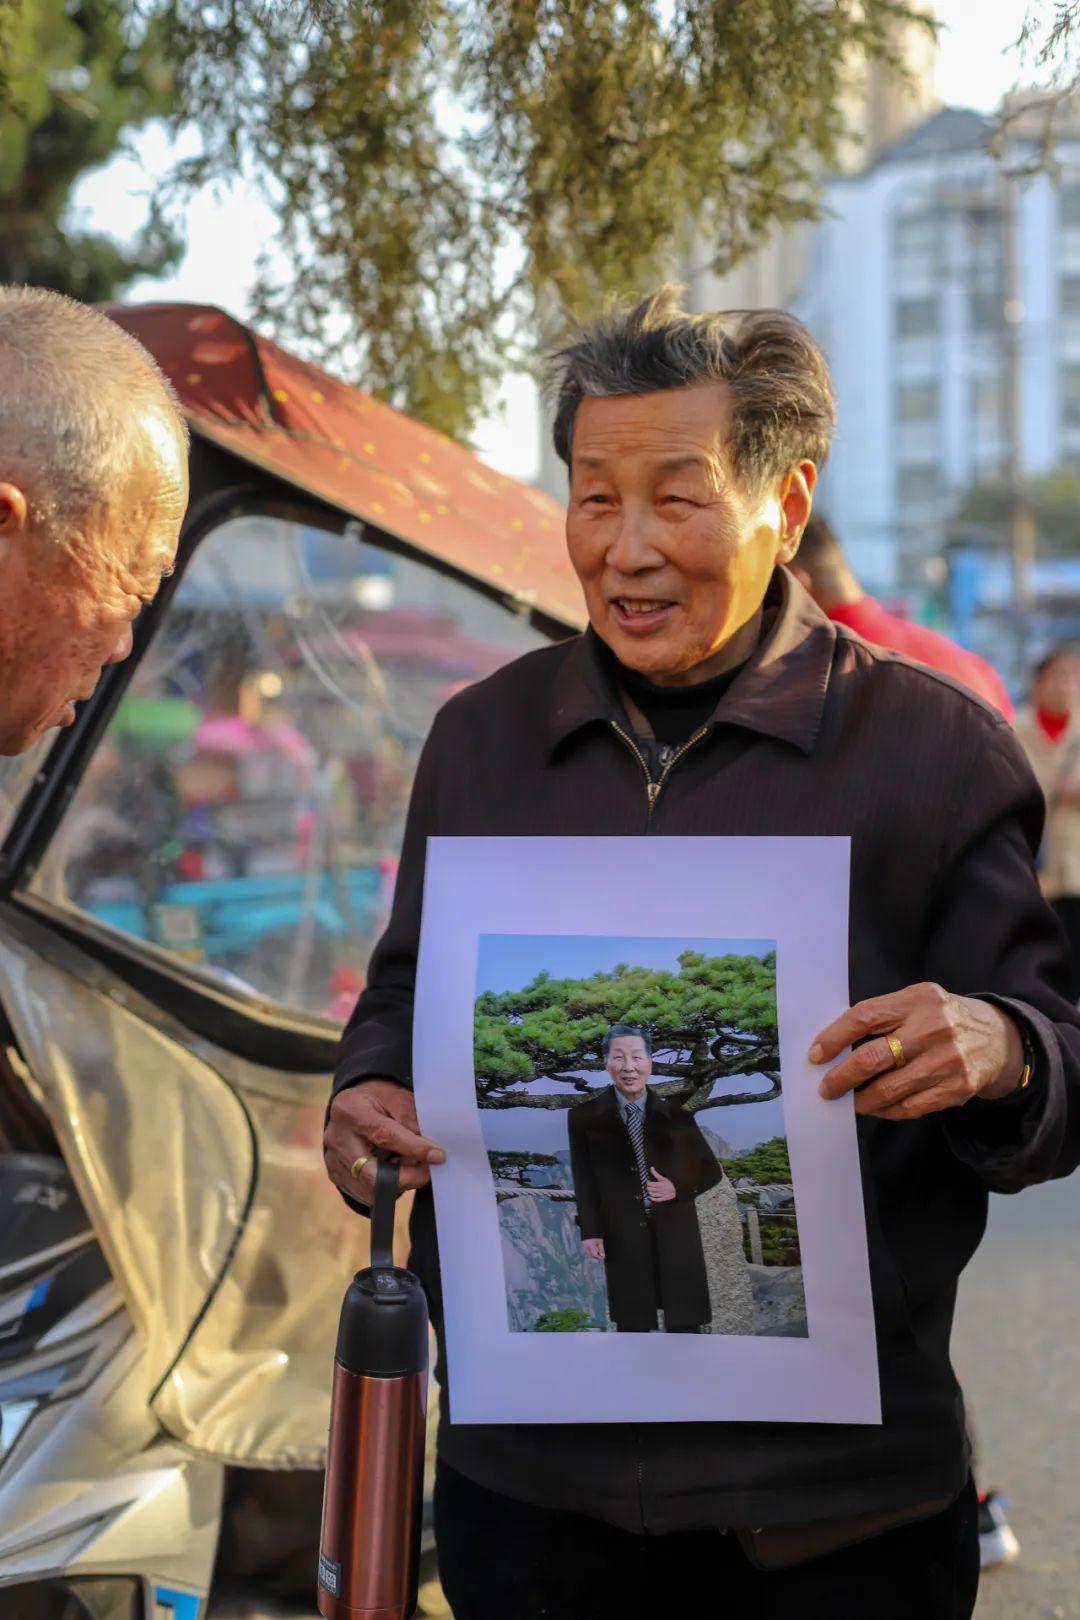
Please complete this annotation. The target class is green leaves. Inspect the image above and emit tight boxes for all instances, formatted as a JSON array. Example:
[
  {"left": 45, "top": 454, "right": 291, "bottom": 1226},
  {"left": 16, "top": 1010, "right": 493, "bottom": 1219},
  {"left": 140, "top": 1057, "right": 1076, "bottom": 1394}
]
[
  {"left": 721, "top": 1135, "right": 791, "bottom": 1184},
  {"left": 0, "top": 0, "right": 937, "bottom": 435},
  {"left": 474, "top": 949, "right": 780, "bottom": 1110},
  {"left": 0, "top": 0, "right": 182, "bottom": 296},
  {"left": 144, "top": 0, "right": 929, "bottom": 438},
  {"left": 534, "top": 1306, "right": 593, "bottom": 1331}
]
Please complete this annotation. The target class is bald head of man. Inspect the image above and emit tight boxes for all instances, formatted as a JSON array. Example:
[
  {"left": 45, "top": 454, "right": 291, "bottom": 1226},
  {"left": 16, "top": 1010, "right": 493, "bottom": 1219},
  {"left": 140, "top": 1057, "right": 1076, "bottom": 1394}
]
[{"left": 0, "top": 286, "right": 190, "bottom": 755}]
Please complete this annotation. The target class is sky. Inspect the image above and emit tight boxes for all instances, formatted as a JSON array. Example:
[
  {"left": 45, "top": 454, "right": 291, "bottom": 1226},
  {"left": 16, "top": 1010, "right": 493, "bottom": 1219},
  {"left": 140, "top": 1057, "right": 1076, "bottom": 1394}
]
[
  {"left": 72, "top": 1, "right": 1036, "bottom": 482},
  {"left": 475, "top": 933, "right": 773, "bottom": 994},
  {"left": 479, "top": 1091, "right": 785, "bottom": 1157}
]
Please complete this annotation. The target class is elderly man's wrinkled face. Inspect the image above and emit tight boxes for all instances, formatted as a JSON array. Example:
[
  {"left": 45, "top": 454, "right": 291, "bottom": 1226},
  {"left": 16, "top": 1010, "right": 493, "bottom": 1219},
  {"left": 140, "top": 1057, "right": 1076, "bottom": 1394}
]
[
  {"left": 0, "top": 409, "right": 188, "bottom": 756},
  {"left": 606, "top": 1034, "right": 652, "bottom": 1100},
  {"left": 566, "top": 384, "right": 815, "bottom": 685}
]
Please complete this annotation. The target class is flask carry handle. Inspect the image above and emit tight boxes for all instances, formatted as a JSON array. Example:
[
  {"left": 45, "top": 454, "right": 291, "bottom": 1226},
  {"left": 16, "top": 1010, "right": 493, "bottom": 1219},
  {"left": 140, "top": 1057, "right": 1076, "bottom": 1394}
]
[{"left": 370, "top": 1153, "right": 400, "bottom": 1273}]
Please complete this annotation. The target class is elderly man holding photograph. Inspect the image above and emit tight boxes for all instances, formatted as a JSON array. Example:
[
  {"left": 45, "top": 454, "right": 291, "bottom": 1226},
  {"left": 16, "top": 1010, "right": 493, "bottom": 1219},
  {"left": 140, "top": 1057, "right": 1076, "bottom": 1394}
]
[
  {"left": 326, "top": 288, "right": 1080, "bottom": 1618},
  {"left": 569, "top": 1023, "right": 722, "bottom": 1333}
]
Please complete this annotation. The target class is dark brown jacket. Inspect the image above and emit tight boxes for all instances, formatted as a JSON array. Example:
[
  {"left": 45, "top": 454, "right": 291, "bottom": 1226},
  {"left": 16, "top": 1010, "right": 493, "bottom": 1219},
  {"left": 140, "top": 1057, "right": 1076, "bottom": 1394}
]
[
  {"left": 333, "top": 568, "right": 1080, "bottom": 1531},
  {"left": 568, "top": 1085, "right": 723, "bottom": 1329}
]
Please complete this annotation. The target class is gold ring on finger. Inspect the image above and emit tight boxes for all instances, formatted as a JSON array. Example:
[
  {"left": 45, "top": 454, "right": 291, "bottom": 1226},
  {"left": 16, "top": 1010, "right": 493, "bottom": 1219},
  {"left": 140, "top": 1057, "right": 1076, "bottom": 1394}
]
[
  {"left": 885, "top": 1034, "right": 907, "bottom": 1071},
  {"left": 350, "top": 1153, "right": 371, "bottom": 1179}
]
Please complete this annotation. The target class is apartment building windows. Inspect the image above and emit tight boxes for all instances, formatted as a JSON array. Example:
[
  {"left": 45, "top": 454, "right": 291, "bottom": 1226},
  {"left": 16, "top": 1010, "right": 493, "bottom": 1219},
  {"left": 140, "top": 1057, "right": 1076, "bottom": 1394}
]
[
  {"left": 894, "top": 211, "right": 941, "bottom": 277},
  {"left": 895, "top": 296, "right": 939, "bottom": 339},
  {"left": 1061, "top": 275, "right": 1080, "bottom": 340},
  {"left": 1063, "top": 364, "right": 1080, "bottom": 428},
  {"left": 898, "top": 463, "right": 945, "bottom": 507},
  {"left": 971, "top": 375, "right": 1000, "bottom": 420},
  {"left": 970, "top": 289, "right": 1002, "bottom": 333},
  {"left": 896, "top": 381, "right": 940, "bottom": 422}
]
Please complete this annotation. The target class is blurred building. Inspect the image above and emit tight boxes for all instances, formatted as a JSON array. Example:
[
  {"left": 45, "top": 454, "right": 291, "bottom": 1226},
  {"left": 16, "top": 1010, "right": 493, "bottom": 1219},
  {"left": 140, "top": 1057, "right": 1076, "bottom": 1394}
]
[{"left": 793, "top": 98, "right": 1080, "bottom": 622}]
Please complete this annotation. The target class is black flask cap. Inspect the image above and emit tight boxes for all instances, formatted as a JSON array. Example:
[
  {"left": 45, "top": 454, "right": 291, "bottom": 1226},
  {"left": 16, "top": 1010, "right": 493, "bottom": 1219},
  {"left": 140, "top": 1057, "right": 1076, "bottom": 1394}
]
[{"left": 335, "top": 1155, "right": 429, "bottom": 1377}]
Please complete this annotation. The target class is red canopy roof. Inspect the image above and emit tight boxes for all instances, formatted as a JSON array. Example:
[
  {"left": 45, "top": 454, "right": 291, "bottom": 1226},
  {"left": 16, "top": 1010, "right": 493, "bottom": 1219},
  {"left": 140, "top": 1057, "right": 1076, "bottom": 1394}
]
[{"left": 105, "top": 303, "right": 584, "bottom": 631}]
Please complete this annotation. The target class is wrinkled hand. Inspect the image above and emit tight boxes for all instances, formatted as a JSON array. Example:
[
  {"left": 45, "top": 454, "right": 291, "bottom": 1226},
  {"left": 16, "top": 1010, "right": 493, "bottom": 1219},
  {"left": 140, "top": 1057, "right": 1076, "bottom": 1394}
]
[
  {"left": 324, "top": 1078, "right": 446, "bottom": 1205},
  {"left": 810, "top": 983, "right": 1025, "bottom": 1121},
  {"left": 647, "top": 1166, "right": 677, "bottom": 1202},
  {"left": 583, "top": 1237, "right": 606, "bottom": 1261}
]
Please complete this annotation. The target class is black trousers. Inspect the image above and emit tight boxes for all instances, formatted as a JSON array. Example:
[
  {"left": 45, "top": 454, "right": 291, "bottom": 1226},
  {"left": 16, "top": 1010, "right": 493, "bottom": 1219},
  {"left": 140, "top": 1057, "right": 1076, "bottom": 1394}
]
[
  {"left": 434, "top": 1462, "right": 980, "bottom": 1620},
  {"left": 612, "top": 1210, "right": 704, "bottom": 1333}
]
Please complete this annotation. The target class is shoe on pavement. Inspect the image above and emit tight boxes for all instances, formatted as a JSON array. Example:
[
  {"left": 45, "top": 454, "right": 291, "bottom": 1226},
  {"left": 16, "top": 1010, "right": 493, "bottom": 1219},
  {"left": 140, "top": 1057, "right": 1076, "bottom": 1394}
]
[{"left": 978, "top": 1489, "right": 1021, "bottom": 1570}]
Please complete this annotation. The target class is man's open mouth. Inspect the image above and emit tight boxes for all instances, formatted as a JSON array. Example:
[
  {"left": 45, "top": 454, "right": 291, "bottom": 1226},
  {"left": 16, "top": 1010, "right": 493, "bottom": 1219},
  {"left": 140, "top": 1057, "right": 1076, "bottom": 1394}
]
[{"left": 613, "top": 598, "right": 675, "bottom": 616}]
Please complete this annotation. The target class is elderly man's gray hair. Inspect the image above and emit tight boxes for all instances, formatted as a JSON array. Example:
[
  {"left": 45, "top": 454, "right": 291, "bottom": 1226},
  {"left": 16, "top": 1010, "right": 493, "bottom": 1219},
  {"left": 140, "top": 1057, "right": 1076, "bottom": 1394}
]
[
  {"left": 0, "top": 285, "right": 189, "bottom": 547},
  {"left": 547, "top": 285, "right": 835, "bottom": 491}
]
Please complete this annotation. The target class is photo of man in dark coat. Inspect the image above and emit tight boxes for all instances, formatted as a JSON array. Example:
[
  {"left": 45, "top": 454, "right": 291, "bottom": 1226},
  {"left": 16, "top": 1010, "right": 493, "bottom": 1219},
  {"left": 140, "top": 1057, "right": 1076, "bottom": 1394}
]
[{"left": 568, "top": 1023, "right": 723, "bottom": 1332}]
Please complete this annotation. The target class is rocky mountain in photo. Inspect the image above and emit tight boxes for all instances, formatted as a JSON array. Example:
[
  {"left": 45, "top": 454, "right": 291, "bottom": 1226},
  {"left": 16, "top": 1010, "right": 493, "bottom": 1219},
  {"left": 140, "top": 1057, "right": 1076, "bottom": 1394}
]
[{"left": 494, "top": 1179, "right": 609, "bottom": 1332}]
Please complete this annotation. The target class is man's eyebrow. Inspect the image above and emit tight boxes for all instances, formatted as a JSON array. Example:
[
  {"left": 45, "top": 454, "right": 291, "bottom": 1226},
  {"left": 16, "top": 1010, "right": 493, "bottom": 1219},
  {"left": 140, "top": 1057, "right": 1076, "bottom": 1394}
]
[{"left": 654, "top": 455, "right": 709, "bottom": 475}]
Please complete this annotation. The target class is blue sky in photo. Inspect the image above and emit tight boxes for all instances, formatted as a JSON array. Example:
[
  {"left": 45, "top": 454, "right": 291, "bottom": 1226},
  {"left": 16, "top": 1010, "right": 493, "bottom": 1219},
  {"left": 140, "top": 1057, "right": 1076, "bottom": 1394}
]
[
  {"left": 476, "top": 933, "right": 784, "bottom": 1157},
  {"left": 475, "top": 934, "right": 773, "bottom": 994}
]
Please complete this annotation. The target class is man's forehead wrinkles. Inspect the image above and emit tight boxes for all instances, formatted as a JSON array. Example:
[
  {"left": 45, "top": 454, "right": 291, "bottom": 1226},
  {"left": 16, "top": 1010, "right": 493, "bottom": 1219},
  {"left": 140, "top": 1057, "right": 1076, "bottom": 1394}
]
[{"left": 576, "top": 449, "right": 714, "bottom": 470}]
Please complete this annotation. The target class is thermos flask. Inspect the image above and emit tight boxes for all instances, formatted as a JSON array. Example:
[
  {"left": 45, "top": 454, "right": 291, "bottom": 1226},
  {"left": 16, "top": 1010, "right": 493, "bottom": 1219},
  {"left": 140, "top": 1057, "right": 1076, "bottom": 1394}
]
[{"left": 318, "top": 1154, "right": 429, "bottom": 1620}]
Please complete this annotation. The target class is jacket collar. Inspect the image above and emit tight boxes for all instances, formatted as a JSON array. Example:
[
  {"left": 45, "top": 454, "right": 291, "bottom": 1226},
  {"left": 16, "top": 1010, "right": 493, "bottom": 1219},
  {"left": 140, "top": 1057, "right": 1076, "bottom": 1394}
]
[{"left": 542, "top": 567, "right": 836, "bottom": 760}]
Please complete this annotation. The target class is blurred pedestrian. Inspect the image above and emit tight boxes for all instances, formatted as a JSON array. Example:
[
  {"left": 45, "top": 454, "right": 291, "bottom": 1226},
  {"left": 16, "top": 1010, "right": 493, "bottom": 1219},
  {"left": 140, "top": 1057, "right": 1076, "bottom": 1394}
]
[
  {"left": 1016, "top": 648, "right": 1080, "bottom": 1000},
  {"left": 791, "top": 513, "right": 1013, "bottom": 721},
  {"left": 0, "top": 285, "right": 189, "bottom": 756}
]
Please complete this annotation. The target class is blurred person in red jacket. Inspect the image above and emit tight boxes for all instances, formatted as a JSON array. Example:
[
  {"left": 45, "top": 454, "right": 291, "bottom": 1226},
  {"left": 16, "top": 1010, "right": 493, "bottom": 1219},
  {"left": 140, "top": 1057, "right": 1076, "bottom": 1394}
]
[
  {"left": 790, "top": 514, "right": 1014, "bottom": 722},
  {"left": 1016, "top": 648, "right": 1080, "bottom": 1000}
]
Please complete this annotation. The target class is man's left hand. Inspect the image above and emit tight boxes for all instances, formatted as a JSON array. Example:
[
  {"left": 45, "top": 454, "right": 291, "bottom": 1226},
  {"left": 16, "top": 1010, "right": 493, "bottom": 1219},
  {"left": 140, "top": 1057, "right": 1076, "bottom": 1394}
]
[
  {"left": 647, "top": 1166, "right": 677, "bottom": 1201},
  {"left": 810, "top": 983, "right": 1026, "bottom": 1121}
]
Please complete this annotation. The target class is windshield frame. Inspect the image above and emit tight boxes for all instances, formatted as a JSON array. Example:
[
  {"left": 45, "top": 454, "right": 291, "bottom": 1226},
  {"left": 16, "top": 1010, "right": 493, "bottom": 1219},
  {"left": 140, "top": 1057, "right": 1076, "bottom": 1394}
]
[{"left": 0, "top": 436, "right": 562, "bottom": 1060}]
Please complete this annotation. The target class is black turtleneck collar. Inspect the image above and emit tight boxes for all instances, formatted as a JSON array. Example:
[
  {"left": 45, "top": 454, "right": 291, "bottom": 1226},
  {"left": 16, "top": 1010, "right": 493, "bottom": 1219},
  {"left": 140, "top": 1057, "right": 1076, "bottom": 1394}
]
[{"left": 604, "top": 647, "right": 748, "bottom": 748}]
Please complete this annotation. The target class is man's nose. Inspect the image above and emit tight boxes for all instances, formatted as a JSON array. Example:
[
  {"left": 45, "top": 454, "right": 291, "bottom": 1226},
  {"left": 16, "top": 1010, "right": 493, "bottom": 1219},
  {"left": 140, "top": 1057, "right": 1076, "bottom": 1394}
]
[
  {"left": 605, "top": 507, "right": 665, "bottom": 576},
  {"left": 105, "top": 622, "right": 135, "bottom": 666}
]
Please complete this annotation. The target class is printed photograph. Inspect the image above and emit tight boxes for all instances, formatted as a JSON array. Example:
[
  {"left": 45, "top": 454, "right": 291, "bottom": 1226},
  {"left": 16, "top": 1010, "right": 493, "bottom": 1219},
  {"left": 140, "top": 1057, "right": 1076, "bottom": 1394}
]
[{"left": 474, "top": 934, "right": 807, "bottom": 1338}]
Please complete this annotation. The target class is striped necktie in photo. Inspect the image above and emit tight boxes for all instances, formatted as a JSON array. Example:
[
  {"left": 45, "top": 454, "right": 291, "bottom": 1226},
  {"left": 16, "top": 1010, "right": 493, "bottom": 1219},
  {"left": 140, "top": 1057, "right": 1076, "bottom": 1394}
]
[{"left": 623, "top": 1103, "right": 651, "bottom": 1207}]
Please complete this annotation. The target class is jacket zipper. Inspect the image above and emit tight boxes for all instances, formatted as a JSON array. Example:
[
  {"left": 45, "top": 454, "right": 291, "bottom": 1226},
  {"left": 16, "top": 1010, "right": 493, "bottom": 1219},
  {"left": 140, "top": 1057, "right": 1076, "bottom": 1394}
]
[
  {"left": 610, "top": 721, "right": 710, "bottom": 831},
  {"left": 611, "top": 715, "right": 711, "bottom": 1527}
]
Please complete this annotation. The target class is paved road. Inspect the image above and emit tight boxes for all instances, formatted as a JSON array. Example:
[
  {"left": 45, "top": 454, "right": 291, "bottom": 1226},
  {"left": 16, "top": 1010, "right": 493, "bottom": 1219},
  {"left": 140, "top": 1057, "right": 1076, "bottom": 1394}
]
[{"left": 952, "top": 1169, "right": 1080, "bottom": 1620}]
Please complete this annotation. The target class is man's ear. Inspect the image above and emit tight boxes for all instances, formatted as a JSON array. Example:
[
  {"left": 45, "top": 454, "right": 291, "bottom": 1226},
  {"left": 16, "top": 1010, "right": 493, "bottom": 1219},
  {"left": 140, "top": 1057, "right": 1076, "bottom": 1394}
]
[
  {"left": 0, "top": 483, "right": 29, "bottom": 538},
  {"left": 777, "top": 462, "right": 817, "bottom": 565}
]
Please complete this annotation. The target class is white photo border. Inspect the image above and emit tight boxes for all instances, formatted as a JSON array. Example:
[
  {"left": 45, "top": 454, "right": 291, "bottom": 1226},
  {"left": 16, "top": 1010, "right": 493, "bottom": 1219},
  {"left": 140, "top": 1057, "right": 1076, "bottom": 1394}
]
[{"left": 414, "top": 835, "right": 880, "bottom": 1426}]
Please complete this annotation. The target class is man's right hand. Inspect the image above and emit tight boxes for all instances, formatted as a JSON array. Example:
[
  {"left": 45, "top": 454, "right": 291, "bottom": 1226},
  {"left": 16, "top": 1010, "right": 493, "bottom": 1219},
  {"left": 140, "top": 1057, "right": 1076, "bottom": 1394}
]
[
  {"left": 324, "top": 1078, "right": 446, "bottom": 1207},
  {"left": 582, "top": 1237, "right": 605, "bottom": 1261}
]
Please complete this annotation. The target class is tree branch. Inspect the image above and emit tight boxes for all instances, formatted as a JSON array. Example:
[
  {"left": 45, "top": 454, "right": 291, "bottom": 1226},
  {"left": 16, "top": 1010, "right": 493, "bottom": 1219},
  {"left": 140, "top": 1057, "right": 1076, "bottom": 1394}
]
[{"left": 478, "top": 1071, "right": 782, "bottom": 1110}]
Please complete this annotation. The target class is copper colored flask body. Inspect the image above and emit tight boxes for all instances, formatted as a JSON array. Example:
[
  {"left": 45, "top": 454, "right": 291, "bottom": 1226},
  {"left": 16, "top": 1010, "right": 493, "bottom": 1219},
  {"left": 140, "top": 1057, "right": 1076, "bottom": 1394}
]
[
  {"left": 318, "top": 1171, "right": 430, "bottom": 1620},
  {"left": 318, "top": 1353, "right": 427, "bottom": 1620}
]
